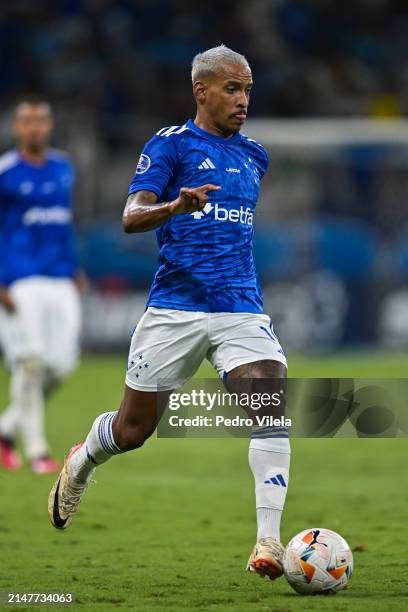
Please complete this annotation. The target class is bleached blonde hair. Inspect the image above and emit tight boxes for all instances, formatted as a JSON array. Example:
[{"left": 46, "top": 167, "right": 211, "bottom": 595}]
[{"left": 191, "top": 45, "right": 250, "bottom": 83}]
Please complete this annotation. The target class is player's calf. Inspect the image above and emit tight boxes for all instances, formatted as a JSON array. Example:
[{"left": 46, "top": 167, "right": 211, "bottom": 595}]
[
  {"left": 112, "top": 412, "right": 154, "bottom": 452},
  {"left": 111, "top": 386, "right": 168, "bottom": 451}
]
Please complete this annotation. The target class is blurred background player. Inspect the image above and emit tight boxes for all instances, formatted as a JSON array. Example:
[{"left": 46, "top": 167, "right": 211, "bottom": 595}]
[{"left": 0, "top": 96, "right": 84, "bottom": 474}]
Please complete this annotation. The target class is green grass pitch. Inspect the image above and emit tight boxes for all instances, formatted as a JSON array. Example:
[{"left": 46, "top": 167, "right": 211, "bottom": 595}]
[{"left": 0, "top": 352, "right": 407, "bottom": 611}]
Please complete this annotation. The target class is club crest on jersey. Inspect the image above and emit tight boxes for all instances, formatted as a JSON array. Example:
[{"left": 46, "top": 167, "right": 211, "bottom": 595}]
[
  {"left": 191, "top": 203, "right": 253, "bottom": 225},
  {"left": 136, "top": 154, "right": 151, "bottom": 174}
]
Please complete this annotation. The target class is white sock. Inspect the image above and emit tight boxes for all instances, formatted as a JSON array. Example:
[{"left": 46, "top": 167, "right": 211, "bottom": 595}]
[
  {"left": 4, "top": 359, "right": 48, "bottom": 459},
  {"left": 0, "top": 402, "right": 21, "bottom": 440},
  {"left": 0, "top": 360, "right": 41, "bottom": 441},
  {"left": 249, "top": 434, "right": 291, "bottom": 543},
  {"left": 70, "top": 411, "right": 122, "bottom": 483},
  {"left": 256, "top": 508, "right": 282, "bottom": 541}
]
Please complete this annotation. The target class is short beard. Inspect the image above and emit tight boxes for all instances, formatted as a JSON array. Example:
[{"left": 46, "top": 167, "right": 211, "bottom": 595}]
[{"left": 24, "top": 141, "right": 46, "bottom": 154}]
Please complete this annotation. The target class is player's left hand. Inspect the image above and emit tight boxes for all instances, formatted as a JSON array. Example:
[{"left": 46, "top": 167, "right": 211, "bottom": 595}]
[{"left": 171, "top": 183, "right": 221, "bottom": 215}]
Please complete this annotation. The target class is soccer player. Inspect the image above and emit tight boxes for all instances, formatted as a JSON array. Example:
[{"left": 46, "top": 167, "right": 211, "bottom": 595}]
[
  {"left": 0, "top": 97, "right": 82, "bottom": 474},
  {"left": 49, "top": 46, "right": 290, "bottom": 580}
]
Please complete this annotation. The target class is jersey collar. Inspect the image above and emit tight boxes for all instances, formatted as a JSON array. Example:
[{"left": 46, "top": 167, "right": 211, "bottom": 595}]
[
  {"left": 16, "top": 149, "right": 50, "bottom": 169},
  {"left": 187, "top": 119, "right": 241, "bottom": 145}
]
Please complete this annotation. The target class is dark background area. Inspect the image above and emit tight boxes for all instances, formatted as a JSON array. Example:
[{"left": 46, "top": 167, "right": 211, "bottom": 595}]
[{"left": 2, "top": 0, "right": 408, "bottom": 143}]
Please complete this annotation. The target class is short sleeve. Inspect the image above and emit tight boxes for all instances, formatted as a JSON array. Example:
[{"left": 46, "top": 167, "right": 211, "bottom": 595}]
[{"left": 128, "top": 135, "right": 178, "bottom": 199}]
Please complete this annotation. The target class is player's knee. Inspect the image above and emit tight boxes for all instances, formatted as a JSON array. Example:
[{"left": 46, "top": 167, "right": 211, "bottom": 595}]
[
  {"left": 17, "top": 356, "right": 43, "bottom": 381},
  {"left": 113, "top": 423, "right": 152, "bottom": 451},
  {"left": 11, "top": 357, "right": 44, "bottom": 402}
]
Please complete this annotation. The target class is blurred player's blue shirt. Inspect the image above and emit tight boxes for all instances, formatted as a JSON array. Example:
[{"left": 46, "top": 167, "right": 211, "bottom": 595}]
[
  {"left": 0, "top": 149, "right": 77, "bottom": 286},
  {"left": 129, "top": 120, "right": 269, "bottom": 313}
]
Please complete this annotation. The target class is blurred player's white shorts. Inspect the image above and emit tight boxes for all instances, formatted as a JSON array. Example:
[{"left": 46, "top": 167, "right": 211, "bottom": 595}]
[
  {"left": 0, "top": 276, "right": 81, "bottom": 377},
  {"left": 126, "top": 307, "right": 287, "bottom": 391}
]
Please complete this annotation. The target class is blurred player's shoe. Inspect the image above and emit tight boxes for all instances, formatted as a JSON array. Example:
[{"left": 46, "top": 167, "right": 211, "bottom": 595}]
[
  {"left": 31, "top": 456, "right": 61, "bottom": 474},
  {"left": 0, "top": 436, "right": 22, "bottom": 471},
  {"left": 48, "top": 443, "right": 93, "bottom": 529},
  {"left": 246, "top": 537, "right": 285, "bottom": 580}
]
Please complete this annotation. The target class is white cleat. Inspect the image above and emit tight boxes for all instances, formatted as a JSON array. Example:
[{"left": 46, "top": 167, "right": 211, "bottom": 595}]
[
  {"left": 48, "top": 443, "right": 94, "bottom": 530},
  {"left": 246, "top": 537, "right": 285, "bottom": 580}
]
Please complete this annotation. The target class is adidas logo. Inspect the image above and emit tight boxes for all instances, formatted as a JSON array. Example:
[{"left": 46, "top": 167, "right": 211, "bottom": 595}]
[
  {"left": 198, "top": 157, "right": 216, "bottom": 170},
  {"left": 264, "top": 473, "right": 287, "bottom": 487}
]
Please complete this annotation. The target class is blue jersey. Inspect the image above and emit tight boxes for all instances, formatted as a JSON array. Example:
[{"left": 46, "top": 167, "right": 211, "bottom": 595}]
[
  {"left": 0, "top": 149, "right": 77, "bottom": 286},
  {"left": 128, "top": 119, "right": 269, "bottom": 313}
]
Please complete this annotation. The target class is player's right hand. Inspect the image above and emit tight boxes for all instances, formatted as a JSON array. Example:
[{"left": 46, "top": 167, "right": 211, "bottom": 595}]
[
  {"left": 171, "top": 184, "right": 221, "bottom": 215},
  {"left": 0, "top": 287, "right": 16, "bottom": 313}
]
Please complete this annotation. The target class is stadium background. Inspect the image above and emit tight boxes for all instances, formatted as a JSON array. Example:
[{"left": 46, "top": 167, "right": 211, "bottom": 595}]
[{"left": 1, "top": 0, "right": 408, "bottom": 351}]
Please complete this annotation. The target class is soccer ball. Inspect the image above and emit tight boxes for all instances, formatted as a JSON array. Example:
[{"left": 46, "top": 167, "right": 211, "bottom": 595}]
[{"left": 283, "top": 528, "right": 353, "bottom": 595}]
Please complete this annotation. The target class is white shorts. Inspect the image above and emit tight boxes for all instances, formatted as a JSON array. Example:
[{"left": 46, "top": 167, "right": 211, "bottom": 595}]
[
  {"left": 0, "top": 276, "right": 81, "bottom": 377},
  {"left": 126, "top": 307, "right": 287, "bottom": 391}
]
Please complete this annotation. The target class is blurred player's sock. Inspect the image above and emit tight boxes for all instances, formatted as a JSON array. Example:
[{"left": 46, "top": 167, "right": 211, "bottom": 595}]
[
  {"left": 0, "top": 404, "right": 20, "bottom": 442},
  {"left": 0, "top": 366, "right": 24, "bottom": 443},
  {"left": 4, "top": 358, "right": 48, "bottom": 459},
  {"left": 249, "top": 434, "right": 290, "bottom": 543},
  {"left": 69, "top": 411, "right": 122, "bottom": 483}
]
